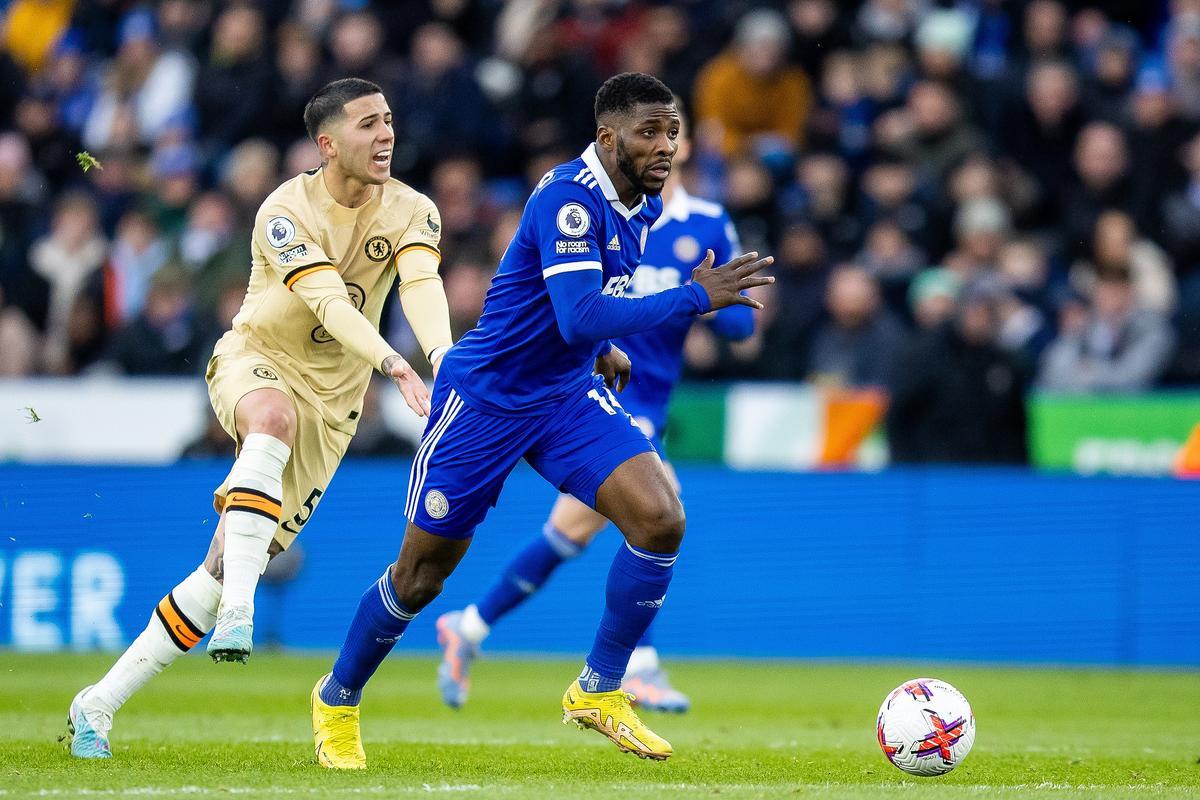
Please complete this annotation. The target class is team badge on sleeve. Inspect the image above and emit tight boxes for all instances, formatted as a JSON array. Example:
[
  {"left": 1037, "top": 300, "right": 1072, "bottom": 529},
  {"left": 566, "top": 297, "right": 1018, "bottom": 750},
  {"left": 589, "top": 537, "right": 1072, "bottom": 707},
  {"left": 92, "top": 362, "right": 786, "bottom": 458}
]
[
  {"left": 265, "top": 216, "right": 296, "bottom": 249},
  {"left": 557, "top": 203, "right": 590, "bottom": 237},
  {"left": 364, "top": 235, "right": 392, "bottom": 262}
]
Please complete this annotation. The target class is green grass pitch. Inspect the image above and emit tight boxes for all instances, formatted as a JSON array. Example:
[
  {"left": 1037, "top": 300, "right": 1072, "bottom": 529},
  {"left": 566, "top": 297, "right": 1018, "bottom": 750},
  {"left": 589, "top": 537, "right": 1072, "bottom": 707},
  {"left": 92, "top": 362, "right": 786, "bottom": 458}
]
[{"left": 1, "top": 652, "right": 1197, "bottom": 799}]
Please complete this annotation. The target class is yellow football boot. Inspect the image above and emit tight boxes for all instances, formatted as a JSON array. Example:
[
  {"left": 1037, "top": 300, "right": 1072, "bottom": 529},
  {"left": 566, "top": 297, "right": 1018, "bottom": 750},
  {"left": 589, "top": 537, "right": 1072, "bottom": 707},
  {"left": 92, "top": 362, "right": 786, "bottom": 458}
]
[
  {"left": 562, "top": 681, "right": 673, "bottom": 760},
  {"left": 311, "top": 674, "right": 367, "bottom": 769}
]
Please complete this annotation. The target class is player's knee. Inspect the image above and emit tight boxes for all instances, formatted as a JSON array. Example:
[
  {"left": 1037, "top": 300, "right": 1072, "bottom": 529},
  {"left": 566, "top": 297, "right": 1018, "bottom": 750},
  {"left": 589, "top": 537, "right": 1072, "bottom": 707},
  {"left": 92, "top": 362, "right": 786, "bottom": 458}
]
[
  {"left": 390, "top": 561, "right": 448, "bottom": 611},
  {"left": 637, "top": 496, "right": 686, "bottom": 553},
  {"left": 247, "top": 405, "right": 296, "bottom": 443}
]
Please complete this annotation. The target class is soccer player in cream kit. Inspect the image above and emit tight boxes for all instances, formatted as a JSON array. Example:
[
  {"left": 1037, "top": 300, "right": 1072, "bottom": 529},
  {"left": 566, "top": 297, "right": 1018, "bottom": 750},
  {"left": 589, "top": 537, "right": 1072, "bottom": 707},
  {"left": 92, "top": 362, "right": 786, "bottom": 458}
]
[
  {"left": 67, "top": 78, "right": 451, "bottom": 758},
  {"left": 312, "top": 73, "right": 772, "bottom": 766}
]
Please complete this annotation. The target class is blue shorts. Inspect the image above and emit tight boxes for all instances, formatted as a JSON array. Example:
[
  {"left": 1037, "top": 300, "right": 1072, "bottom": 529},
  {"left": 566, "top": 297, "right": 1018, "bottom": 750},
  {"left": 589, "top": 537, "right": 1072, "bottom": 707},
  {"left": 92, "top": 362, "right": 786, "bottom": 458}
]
[
  {"left": 614, "top": 393, "right": 667, "bottom": 458},
  {"left": 404, "top": 374, "right": 657, "bottom": 538}
]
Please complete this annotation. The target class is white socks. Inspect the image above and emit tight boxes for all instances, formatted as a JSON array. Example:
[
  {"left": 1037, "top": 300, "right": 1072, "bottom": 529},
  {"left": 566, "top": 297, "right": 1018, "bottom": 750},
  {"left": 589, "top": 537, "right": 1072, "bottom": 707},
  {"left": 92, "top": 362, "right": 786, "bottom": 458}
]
[
  {"left": 626, "top": 645, "right": 660, "bottom": 676},
  {"left": 87, "top": 566, "right": 222, "bottom": 717},
  {"left": 459, "top": 604, "right": 491, "bottom": 645},
  {"left": 219, "top": 433, "right": 289, "bottom": 613}
]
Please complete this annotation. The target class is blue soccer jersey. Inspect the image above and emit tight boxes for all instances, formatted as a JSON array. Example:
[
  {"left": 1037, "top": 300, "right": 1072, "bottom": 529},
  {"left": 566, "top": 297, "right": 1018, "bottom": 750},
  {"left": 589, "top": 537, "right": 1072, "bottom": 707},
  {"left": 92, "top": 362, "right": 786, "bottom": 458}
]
[
  {"left": 411, "top": 144, "right": 714, "bottom": 537},
  {"left": 614, "top": 188, "right": 754, "bottom": 438},
  {"left": 440, "top": 144, "right": 675, "bottom": 416}
]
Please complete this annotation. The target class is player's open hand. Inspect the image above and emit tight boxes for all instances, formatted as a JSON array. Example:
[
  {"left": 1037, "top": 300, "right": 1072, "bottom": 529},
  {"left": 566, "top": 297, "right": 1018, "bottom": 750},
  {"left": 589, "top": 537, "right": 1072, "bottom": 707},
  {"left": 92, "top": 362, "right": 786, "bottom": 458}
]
[
  {"left": 690, "top": 250, "right": 774, "bottom": 311},
  {"left": 382, "top": 355, "right": 432, "bottom": 417},
  {"left": 595, "top": 344, "right": 631, "bottom": 392}
]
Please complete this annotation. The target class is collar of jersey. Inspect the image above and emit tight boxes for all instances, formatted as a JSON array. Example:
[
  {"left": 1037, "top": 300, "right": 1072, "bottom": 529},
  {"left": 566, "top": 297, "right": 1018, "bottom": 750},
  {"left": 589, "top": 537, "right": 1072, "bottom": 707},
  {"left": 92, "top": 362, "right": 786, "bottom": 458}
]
[
  {"left": 314, "top": 168, "right": 378, "bottom": 223},
  {"left": 651, "top": 185, "right": 691, "bottom": 232},
  {"left": 581, "top": 143, "right": 645, "bottom": 221}
]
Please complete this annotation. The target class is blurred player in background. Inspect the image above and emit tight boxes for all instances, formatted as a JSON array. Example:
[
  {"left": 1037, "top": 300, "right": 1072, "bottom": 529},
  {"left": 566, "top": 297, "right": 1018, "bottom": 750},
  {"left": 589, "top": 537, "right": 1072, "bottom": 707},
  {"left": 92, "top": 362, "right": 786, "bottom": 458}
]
[
  {"left": 434, "top": 101, "right": 756, "bottom": 713},
  {"left": 66, "top": 78, "right": 453, "bottom": 759},
  {"left": 310, "top": 73, "right": 772, "bottom": 768}
]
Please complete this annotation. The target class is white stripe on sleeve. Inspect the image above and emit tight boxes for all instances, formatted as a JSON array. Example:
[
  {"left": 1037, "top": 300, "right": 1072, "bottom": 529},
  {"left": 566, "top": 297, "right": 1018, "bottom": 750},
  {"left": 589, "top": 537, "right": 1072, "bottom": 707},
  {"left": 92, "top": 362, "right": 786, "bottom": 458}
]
[{"left": 542, "top": 261, "right": 602, "bottom": 279}]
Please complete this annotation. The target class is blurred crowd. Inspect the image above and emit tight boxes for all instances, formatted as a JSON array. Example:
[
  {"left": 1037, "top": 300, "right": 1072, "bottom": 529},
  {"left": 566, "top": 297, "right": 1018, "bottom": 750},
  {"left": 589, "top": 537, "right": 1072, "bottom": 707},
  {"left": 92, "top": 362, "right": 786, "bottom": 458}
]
[{"left": 1, "top": 0, "right": 1199, "bottom": 463}]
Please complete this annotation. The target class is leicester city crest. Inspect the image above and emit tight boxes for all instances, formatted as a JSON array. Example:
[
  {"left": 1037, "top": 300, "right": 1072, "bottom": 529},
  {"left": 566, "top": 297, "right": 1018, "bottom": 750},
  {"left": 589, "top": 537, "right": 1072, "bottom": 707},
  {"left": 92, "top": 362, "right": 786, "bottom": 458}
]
[{"left": 424, "top": 489, "right": 449, "bottom": 519}]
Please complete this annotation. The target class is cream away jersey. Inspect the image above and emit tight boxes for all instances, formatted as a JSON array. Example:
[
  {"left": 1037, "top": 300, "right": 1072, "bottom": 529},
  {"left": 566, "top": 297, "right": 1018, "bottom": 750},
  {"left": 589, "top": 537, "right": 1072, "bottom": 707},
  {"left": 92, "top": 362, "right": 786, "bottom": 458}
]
[{"left": 213, "top": 168, "right": 441, "bottom": 432}]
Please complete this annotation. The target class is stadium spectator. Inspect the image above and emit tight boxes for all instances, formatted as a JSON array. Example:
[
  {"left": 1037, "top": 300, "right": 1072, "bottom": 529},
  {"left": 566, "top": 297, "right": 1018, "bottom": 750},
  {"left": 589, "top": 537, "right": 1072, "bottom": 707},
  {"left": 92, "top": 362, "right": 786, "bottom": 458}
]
[
  {"left": 392, "top": 23, "right": 495, "bottom": 181},
  {"left": 0, "top": 0, "right": 1198, "bottom": 411},
  {"left": 430, "top": 156, "right": 491, "bottom": 260},
  {"left": 756, "top": 222, "right": 829, "bottom": 379},
  {"left": 789, "top": 0, "right": 852, "bottom": 80},
  {"left": 1165, "top": 12, "right": 1200, "bottom": 120},
  {"left": 1071, "top": 210, "right": 1176, "bottom": 314},
  {"left": 884, "top": 80, "right": 985, "bottom": 188},
  {"left": 785, "top": 152, "right": 860, "bottom": 259},
  {"left": 105, "top": 208, "right": 170, "bottom": 326},
  {"left": 945, "top": 197, "right": 1011, "bottom": 278},
  {"left": 219, "top": 138, "right": 279, "bottom": 220},
  {"left": 996, "top": 238, "right": 1056, "bottom": 364},
  {"left": 1128, "top": 67, "right": 1198, "bottom": 236},
  {"left": 1, "top": 0, "right": 75, "bottom": 75},
  {"left": 15, "top": 86, "right": 84, "bottom": 191},
  {"left": 322, "top": 11, "right": 398, "bottom": 97},
  {"left": 0, "top": 132, "right": 47, "bottom": 326},
  {"left": 1039, "top": 265, "right": 1176, "bottom": 392},
  {"left": 694, "top": 9, "right": 813, "bottom": 158},
  {"left": 1003, "top": 60, "right": 1085, "bottom": 222},
  {"left": 103, "top": 266, "right": 210, "bottom": 376},
  {"left": 908, "top": 267, "right": 960, "bottom": 331},
  {"left": 1081, "top": 28, "right": 1139, "bottom": 125},
  {"left": 0, "top": 284, "right": 38, "bottom": 376},
  {"left": 854, "top": 0, "right": 924, "bottom": 45},
  {"left": 808, "top": 264, "right": 906, "bottom": 389},
  {"left": 857, "top": 157, "right": 930, "bottom": 255},
  {"left": 268, "top": 23, "right": 325, "bottom": 150},
  {"left": 888, "top": 278, "right": 1030, "bottom": 464},
  {"left": 724, "top": 155, "right": 780, "bottom": 255},
  {"left": 29, "top": 191, "right": 107, "bottom": 373},
  {"left": 1060, "top": 121, "right": 1134, "bottom": 262},
  {"left": 1159, "top": 131, "right": 1200, "bottom": 284},
  {"left": 194, "top": 5, "right": 273, "bottom": 158},
  {"left": 82, "top": 8, "right": 196, "bottom": 151}
]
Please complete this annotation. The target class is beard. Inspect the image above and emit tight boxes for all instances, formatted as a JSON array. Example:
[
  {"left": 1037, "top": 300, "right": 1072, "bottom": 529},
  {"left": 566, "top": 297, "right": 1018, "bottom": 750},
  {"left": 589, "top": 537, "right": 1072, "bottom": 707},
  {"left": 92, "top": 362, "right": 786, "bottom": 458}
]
[{"left": 615, "top": 137, "right": 661, "bottom": 197}]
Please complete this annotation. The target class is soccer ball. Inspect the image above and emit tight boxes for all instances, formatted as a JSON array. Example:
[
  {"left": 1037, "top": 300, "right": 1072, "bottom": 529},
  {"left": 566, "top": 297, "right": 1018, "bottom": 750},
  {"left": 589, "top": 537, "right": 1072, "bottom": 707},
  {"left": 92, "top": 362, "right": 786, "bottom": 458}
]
[{"left": 876, "top": 677, "right": 976, "bottom": 776}]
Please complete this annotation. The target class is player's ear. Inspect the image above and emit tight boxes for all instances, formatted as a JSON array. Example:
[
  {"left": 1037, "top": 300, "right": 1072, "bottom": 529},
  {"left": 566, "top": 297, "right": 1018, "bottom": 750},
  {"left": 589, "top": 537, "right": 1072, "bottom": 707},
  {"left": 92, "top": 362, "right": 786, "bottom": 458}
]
[
  {"left": 316, "top": 131, "right": 336, "bottom": 162},
  {"left": 596, "top": 125, "right": 613, "bottom": 152}
]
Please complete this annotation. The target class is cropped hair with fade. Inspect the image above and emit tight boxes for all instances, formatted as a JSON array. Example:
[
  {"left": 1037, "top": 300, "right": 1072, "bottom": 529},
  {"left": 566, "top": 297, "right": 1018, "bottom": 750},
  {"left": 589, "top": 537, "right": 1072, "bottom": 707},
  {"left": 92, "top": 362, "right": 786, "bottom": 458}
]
[
  {"left": 594, "top": 73, "right": 674, "bottom": 124},
  {"left": 303, "top": 78, "right": 384, "bottom": 141}
]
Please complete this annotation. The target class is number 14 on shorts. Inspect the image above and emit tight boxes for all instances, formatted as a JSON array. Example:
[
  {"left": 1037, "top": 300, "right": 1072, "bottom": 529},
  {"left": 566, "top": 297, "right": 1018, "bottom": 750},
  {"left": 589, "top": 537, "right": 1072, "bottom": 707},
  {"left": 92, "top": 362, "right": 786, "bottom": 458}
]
[{"left": 587, "top": 387, "right": 638, "bottom": 429}]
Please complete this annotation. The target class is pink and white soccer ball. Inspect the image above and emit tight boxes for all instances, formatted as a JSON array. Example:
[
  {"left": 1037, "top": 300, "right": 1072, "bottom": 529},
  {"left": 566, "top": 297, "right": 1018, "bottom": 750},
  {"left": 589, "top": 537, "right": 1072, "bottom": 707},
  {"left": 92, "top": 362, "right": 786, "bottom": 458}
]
[{"left": 876, "top": 677, "right": 976, "bottom": 776}]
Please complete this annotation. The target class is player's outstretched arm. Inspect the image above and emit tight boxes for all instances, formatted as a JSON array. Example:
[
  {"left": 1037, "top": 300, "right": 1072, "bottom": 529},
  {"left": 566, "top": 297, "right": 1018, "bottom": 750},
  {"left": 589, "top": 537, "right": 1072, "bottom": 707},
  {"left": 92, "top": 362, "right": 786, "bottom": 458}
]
[
  {"left": 395, "top": 247, "right": 453, "bottom": 376},
  {"left": 689, "top": 250, "right": 773, "bottom": 311},
  {"left": 291, "top": 268, "right": 431, "bottom": 417}
]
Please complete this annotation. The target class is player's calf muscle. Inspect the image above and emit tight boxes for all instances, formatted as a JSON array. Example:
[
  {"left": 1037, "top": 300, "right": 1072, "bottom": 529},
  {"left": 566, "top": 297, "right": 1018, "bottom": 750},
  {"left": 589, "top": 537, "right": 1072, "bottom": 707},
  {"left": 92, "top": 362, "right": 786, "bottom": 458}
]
[{"left": 389, "top": 523, "right": 470, "bottom": 610}]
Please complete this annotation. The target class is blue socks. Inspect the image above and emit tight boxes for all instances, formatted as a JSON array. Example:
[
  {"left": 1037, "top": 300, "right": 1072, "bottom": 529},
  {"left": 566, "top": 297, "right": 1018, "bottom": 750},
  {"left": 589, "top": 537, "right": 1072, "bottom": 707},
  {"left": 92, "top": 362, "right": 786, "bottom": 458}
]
[
  {"left": 476, "top": 524, "right": 581, "bottom": 626},
  {"left": 321, "top": 567, "right": 415, "bottom": 707},
  {"left": 580, "top": 542, "right": 676, "bottom": 692}
]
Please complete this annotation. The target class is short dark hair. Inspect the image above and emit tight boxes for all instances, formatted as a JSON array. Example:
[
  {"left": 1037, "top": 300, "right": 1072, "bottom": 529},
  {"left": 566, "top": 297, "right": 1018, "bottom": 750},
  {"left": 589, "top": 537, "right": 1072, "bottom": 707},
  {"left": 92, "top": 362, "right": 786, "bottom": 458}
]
[
  {"left": 303, "top": 78, "right": 384, "bottom": 141},
  {"left": 594, "top": 73, "right": 674, "bottom": 124}
]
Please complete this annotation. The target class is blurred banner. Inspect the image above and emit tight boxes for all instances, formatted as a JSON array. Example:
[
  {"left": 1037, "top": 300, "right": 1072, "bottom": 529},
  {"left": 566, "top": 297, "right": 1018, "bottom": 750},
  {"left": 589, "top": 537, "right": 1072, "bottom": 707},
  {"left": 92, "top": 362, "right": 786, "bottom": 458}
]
[
  {"left": 8, "top": 379, "right": 1200, "bottom": 474},
  {"left": 1, "top": 462, "right": 1196, "bottom": 665}
]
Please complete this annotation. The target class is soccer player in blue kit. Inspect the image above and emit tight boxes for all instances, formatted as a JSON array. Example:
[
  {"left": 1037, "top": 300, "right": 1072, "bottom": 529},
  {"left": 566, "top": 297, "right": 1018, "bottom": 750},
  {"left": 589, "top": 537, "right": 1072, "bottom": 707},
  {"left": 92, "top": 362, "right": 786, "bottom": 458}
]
[
  {"left": 310, "top": 73, "right": 772, "bottom": 767},
  {"left": 434, "top": 102, "right": 755, "bottom": 714}
]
